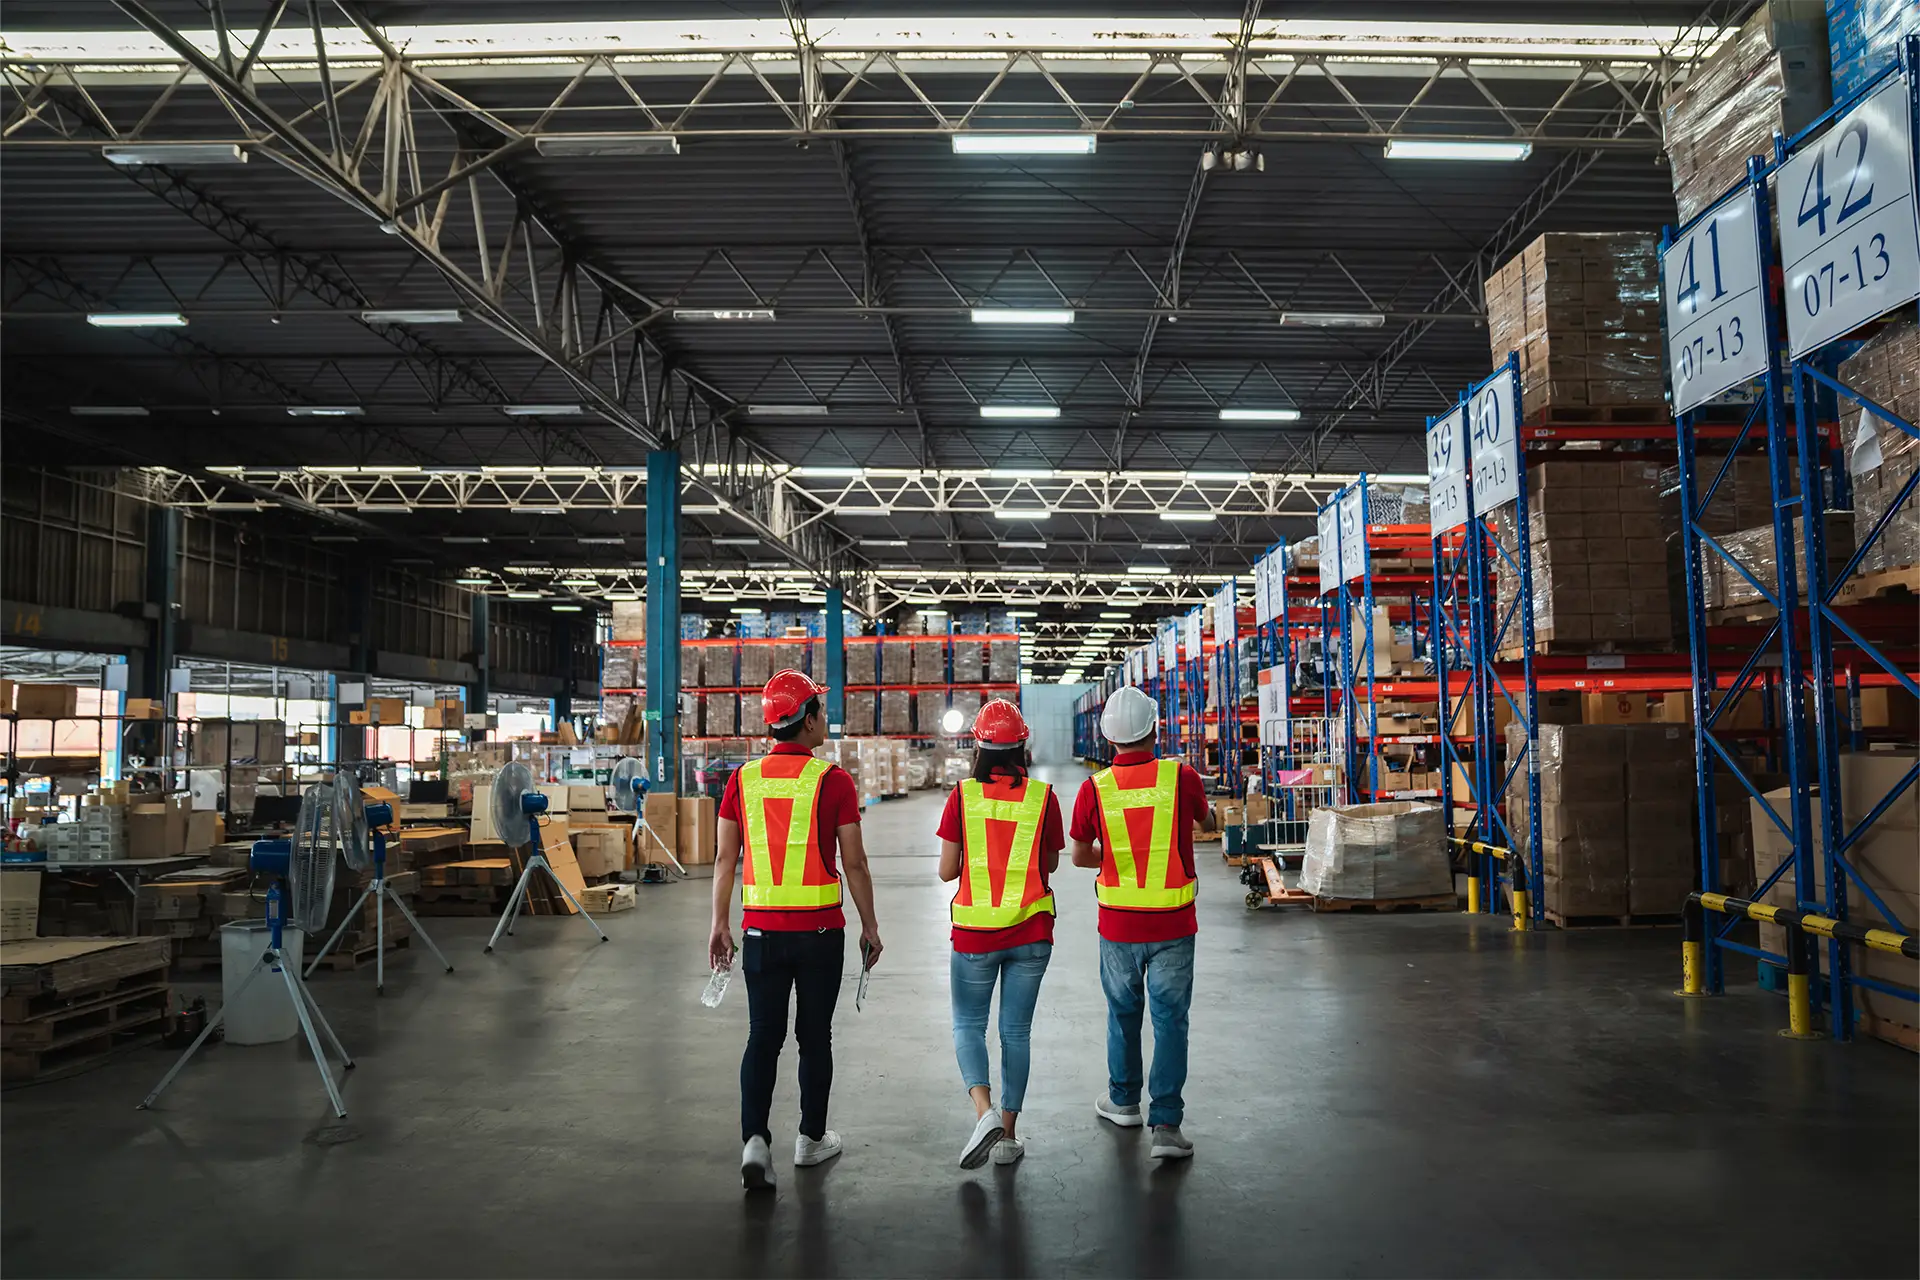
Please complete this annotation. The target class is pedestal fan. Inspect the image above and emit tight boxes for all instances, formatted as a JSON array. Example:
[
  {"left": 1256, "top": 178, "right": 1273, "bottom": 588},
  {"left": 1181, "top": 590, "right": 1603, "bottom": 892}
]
[
  {"left": 610, "top": 756, "right": 686, "bottom": 880},
  {"left": 303, "top": 792, "right": 454, "bottom": 994},
  {"left": 484, "top": 761, "right": 608, "bottom": 953}
]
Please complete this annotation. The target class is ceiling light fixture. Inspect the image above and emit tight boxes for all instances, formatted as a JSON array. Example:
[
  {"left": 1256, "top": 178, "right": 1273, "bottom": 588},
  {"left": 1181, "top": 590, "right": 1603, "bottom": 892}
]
[
  {"left": 510, "top": 507, "right": 567, "bottom": 515},
  {"left": 970, "top": 308, "right": 1075, "bottom": 325},
  {"left": 69, "top": 405, "right": 149, "bottom": 416},
  {"left": 1159, "top": 511, "right": 1217, "bottom": 523},
  {"left": 1385, "top": 139, "right": 1532, "bottom": 162},
  {"left": 456, "top": 577, "right": 493, "bottom": 585},
  {"left": 987, "top": 467, "right": 1056, "bottom": 478},
  {"left": 551, "top": 604, "right": 584, "bottom": 612},
  {"left": 86, "top": 311, "right": 187, "bottom": 328},
  {"left": 860, "top": 538, "right": 908, "bottom": 548},
  {"left": 1099, "top": 611, "right": 1132, "bottom": 620},
  {"left": 1218, "top": 408, "right": 1300, "bottom": 422},
  {"left": 1279, "top": 311, "right": 1385, "bottom": 328},
  {"left": 576, "top": 536, "right": 627, "bottom": 544},
  {"left": 1187, "top": 470, "right": 1251, "bottom": 482},
  {"left": 102, "top": 143, "right": 246, "bottom": 166},
  {"left": 356, "top": 504, "right": 412, "bottom": 514},
  {"left": 712, "top": 536, "right": 762, "bottom": 546},
  {"left": 952, "top": 134, "right": 1096, "bottom": 155},
  {"left": 442, "top": 536, "right": 491, "bottom": 544},
  {"left": 500, "top": 404, "right": 583, "bottom": 416},
  {"left": 506, "top": 591, "right": 544, "bottom": 600},
  {"left": 361, "top": 308, "right": 462, "bottom": 324},
  {"left": 534, "top": 133, "right": 680, "bottom": 157},
  {"left": 287, "top": 405, "right": 362, "bottom": 416},
  {"left": 1142, "top": 542, "right": 1188, "bottom": 551},
  {"left": 748, "top": 403, "right": 829, "bottom": 417},
  {"left": 671, "top": 308, "right": 775, "bottom": 321},
  {"left": 997, "top": 540, "right": 1047, "bottom": 550},
  {"left": 980, "top": 405, "right": 1060, "bottom": 419},
  {"left": 994, "top": 509, "right": 1052, "bottom": 521},
  {"left": 729, "top": 606, "right": 763, "bottom": 615},
  {"left": 794, "top": 466, "right": 865, "bottom": 478},
  {"left": 1126, "top": 566, "right": 1171, "bottom": 576}
]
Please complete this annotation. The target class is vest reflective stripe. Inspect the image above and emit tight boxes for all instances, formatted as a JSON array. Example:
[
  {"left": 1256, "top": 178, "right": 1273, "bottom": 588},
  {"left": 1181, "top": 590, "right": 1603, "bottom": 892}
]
[
  {"left": 952, "top": 777, "right": 1056, "bottom": 931},
  {"left": 1092, "top": 758, "right": 1195, "bottom": 911},
  {"left": 738, "top": 755, "right": 842, "bottom": 909}
]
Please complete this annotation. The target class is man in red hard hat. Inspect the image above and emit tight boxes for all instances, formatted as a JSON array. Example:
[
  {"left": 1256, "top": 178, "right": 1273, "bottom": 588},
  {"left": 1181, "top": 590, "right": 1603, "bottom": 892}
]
[{"left": 710, "top": 668, "right": 884, "bottom": 1192}]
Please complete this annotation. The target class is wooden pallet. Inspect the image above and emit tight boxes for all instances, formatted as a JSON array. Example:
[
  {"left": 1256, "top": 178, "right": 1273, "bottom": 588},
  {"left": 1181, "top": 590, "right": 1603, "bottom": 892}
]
[
  {"left": 1, "top": 937, "right": 173, "bottom": 1001},
  {"left": 1531, "top": 403, "right": 1670, "bottom": 426},
  {"left": 1312, "top": 893, "right": 1458, "bottom": 914},
  {"left": 1544, "top": 910, "right": 1683, "bottom": 929},
  {"left": 1705, "top": 603, "right": 1778, "bottom": 625},
  {"left": 313, "top": 933, "right": 412, "bottom": 972},
  {"left": 2, "top": 985, "right": 169, "bottom": 1083},
  {"left": 0, "top": 962, "right": 168, "bottom": 1023},
  {"left": 1833, "top": 563, "right": 1919, "bottom": 606},
  {"left": 1858, "top": 1009, "right": 1919, "bottom": 1054}
]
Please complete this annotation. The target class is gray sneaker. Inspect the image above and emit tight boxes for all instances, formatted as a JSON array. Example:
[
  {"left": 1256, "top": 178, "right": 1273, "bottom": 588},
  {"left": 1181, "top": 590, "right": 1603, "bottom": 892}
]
[
  {"left": 1150, "top": 1124, "right": 1193, "bottom": 1159},
  {"left": 1095, "top": 1095, "right": 1144, "bottom": 1128}
]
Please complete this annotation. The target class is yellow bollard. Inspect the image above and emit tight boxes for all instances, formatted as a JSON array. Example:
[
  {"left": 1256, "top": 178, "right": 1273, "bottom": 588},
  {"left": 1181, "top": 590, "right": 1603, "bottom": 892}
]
[
  {"left": 1676, "top": 896, "right": 1709, "bottom": 997},
  {"left": 1779, "top": 925, "right": 1825, "bottom": 1040},
  {"left": 1467, "top": 873, "right": 1482, "bottom": 915},
  {"left": 1511, "top": 886, "right": 1531, "bottom": 932}
]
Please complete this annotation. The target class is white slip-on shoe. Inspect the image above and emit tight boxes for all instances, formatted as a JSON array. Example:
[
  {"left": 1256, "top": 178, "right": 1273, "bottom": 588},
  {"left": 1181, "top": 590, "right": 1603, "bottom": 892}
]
[
  {"left": 1149, "top": 1124, "right": 1194, "bottom": 1159},
  {"left": 959, "top": 1111, "right": 1005, "bottom": 1169},
  {"left": 1096, "top": 1095, "right": 1145, "bottom": 1128},
  {"left": 795, "top": 1129, "right": 843, "bottom": 1167},
  {"left": 991, "top": 1137, "right": 1025, "bottom": 1166},
  {"left": 741, "top": 1135, "right": 775, "bottom": 1191}
]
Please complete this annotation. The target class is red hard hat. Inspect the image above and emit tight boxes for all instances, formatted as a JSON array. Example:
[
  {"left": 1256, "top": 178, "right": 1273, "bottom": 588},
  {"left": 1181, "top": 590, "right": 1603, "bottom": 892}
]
[
  {"left": 762, "top": 668, "right": 827, "bottom": 727},
  {"left": 972, "top": 698, "right": 1029, "bottom": 745}
]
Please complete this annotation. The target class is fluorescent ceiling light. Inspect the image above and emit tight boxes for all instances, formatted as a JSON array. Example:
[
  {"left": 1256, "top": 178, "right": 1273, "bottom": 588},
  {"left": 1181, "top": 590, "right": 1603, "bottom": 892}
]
[
  {"left": 980, "top": 405, "right": 1060, "bottom": 419},
  {"left": 577, "top": 536, "right": 627, "bottom": 544},
  {"left": 361, "top": 308, "right": 461, "bottom": 324},
  {"left": 1279, "top": 311, "right": 1385, "bottom": 328},
  {"left": 1385, "top": 139, "right": 1532, "bottom": 162},
  {"left": 681, "top": 504, "right": 727, "bottom": 515},
  {"left": 748, "top": 403, "right": 829, "bottom": 417},
  {"left": 1218, "top": 409, "right": 1300, "bottom": 423},
  {"left": 795, "top": 466, "right": 865, "bottom": 478},
  {"left": 1160, "top": 511, "right": 1216, "bottom": 523},
  {"left": 1126, "top": 566, "right": 1171, "bottom": 576},
  {"left": 456, "top": 577, "right": 493, "bottom": 585},
  {"left": 987, "top": 467, "right": 1056, "bottom": 478},
  {"left": 534, "top": 133, "right": 680, "bottom": 157},
  {"left": 86, "top": 312, "right": 186, "bottom": 328},
  {"left": 103, "top": 143, "right": 246, "bottom": 166},
  {"left": 205, "top": 501, "right": 267, "bottom": 511},
  {"left": 1006, "top": 610, "right": 1037, "bottom": 618},
  {"left": 69, "top": 405, "right": 149, "bottom": 416},
  {"left": 511, "top": 506, "right": 567, "bottom": 515},
  {"left": 551, "top": 604, "right": 584, "bottom": 612},
  {"left": 994, "top": 509, "right": 1051, "bottom": 520},
  {"left": 672, "top": 308, "right": 775, "bottom": 321},
  {"left": 971, "top": 309, "right": 1075, "bottom": 325},
  {"left": 1142, "top": 542, "right": 1188, "bottom": 551},
  {"left": 506, "top": 591, "right": 544, "bottom": 600},
  {"left": 561, "top": 579, "right": 601, "bottom": 588},
  {"left": 500, "top": 404, "right": 582, "bottom": 416},
  {"left": 311, "top": 535, "right": 358, "bottom": 543},
  {"left": 1099, "top": 611, "right": 1132, "bottom": 620},
  {"left": 356, "top": 504, "right": 412, "bottom": 514},
  {"left": 712, "top": 536, "right": 762, "bottom": 546},
  {"left": 861, "top": 538, "right": 908, "bottom": 547},
  {"left": 442, "top": 536, "right": 490, "bottom": 544},
  {"left": 1188, "top": 470, "right": 1250, "bottom": 482},
  {"left": 287, "top": 405, "right": 362, "bottom": 417},
  {"left": 730, "top": 606, "right": 763, "bottom": 615},
  {"left": 748, "top": 561, "right": 787, "bottom": 569},
  {"left": 998, "top": 540, "right": 1047, "bottom": 550},
  {"left": 605, "top": 592, "right": 640, "bottom": 601},
  {"left": 953, "top": 134, "right": 1096, "bottom": 155}
]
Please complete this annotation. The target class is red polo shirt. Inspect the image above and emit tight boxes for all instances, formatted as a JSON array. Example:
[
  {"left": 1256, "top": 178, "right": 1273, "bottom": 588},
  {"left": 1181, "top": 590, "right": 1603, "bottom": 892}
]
[
  {"left": 718, "top": 742, "right": 861, "bottom": 932},
  {"left": 1070, "top": 751, "right": 1208, "bottom": 943},
  {"left": 936, "top": 770, "right": 1066, "bottom": 954}
]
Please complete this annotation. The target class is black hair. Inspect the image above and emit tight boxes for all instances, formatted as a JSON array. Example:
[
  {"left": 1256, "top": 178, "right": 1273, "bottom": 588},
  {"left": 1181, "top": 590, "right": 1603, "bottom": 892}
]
[
  {"left": 769, "top": 696, "right": 820, "bottom": 742},
  {"left": 971, "top": 742, "right": 1029, "bottom": 783}
]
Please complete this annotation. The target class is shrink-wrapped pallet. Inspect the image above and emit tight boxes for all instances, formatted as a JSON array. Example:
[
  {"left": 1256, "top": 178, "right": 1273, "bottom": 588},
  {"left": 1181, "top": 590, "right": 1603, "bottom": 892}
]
[
  {"left": 1838, "top": 319, "right": 1920, "bottom": 574},
  {"left": 846, "top": 639, "right": 878, "bottom": 685},
  {"left": 1299, "top": 802, "right": 1450, "bottom": 899}
]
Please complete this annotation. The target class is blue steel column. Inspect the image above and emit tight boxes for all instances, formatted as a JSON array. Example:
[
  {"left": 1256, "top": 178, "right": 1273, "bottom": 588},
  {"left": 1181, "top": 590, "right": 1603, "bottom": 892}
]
[
  {"left": 1506, "top": 353, "right": 1545, "bottom": 922},
  {"left": 645, "top": 449, "right": 682, "bottom": 788},
  {"left": 467, "top": 592, "right": 490, "bottom": 741},
  {"left": 825, "top": 587, "right": 846, "bottom": 736}
]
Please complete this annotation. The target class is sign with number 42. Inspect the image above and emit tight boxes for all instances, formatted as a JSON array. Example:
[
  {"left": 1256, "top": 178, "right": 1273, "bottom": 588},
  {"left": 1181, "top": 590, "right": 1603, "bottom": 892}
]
[{"left": 1777, "top": 73, "right": 1920, "bottom": 358}]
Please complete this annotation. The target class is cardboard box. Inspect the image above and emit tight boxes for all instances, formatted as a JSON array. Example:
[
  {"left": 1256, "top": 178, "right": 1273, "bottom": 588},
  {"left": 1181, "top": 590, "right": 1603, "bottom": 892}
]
[
  {"left": 128, "top": 796, "right": 190, "bottom": 858},
  {"left": 184, "top": 810, "right": 218, "bottom": 854},
  {"left": 124, "top": 697, "right": 164, "bottom": 720},
  {"left": 637, "top": 791, "right": 679, "bottom": 863},
  {"left": 571, "top": 827, "right": 628, "bottom": 878},
  {"left": 1, "top": 871, "right": 41, "bottom": 941},
  {"left": 678, "top": 794, "right": 718, "bottom": 866},
  {"left": 568, "top": 784, "right": 606, "bottom": 812},
  {"left": 12, "top": 684, "right": 78, "bottom": 720}
]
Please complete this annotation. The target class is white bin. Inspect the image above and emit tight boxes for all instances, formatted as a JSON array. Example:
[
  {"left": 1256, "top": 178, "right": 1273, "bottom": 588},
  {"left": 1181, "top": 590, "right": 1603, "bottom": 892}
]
[{"left": 219, "top": 921, "right": 306, "bottom": 1046}]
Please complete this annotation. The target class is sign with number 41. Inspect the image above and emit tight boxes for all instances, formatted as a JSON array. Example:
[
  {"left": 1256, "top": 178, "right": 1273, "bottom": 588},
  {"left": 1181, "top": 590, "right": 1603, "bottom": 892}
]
[{"left": 1777, "top": 73, "right": 1920, "bottom": 359}]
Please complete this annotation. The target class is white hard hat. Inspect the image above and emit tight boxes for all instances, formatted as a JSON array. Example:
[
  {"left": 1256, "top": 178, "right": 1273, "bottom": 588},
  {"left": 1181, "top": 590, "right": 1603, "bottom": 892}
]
[{"left": 1100, "top": 685, "right": 1159, "bottom": 746}]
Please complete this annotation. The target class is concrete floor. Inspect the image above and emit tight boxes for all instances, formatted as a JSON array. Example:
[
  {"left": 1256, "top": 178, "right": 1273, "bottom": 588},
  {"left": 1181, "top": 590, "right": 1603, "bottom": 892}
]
[{"left": 4, "top": 766, "right": 1916, "bottom": 1278}]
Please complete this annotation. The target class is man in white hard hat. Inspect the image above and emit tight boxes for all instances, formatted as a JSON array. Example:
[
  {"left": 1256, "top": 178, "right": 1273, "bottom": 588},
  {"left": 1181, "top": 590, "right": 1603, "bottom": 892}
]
[{"left": 1067, "top": 684, "right": 1214, "bottom": 1160}]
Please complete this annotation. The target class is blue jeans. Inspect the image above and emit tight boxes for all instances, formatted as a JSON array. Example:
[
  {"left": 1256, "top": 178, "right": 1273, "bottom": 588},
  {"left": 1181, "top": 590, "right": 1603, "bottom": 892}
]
[
  {"left": 950, "top": 942, "right": 1052, "bottom": 1114},
  {"left": 1099, "top": 935, "right": 1194, "bottom": 1128}
]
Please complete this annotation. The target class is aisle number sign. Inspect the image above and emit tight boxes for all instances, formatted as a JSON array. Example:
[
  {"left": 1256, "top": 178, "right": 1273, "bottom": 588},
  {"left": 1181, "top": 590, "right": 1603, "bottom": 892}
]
[
  {"left": 1662, "top": 185, "right": 1769, "bottom": 413},
  {"left": 1144, "top": 639, "right": 1158, "bottom": 680},
  {"left": 1426, "top": 405, "right": 1470, "bottom": 534},
  {"left": 1257, "top": 665, "right": 1291, "bottom": 748},
  {"left": 1184, "top": 608, "right": 1203, "bottom": 658},
  {"left": 1160, "top": 622, "right": 1179, "bottom": 669},
  {"left": 1468, "top": 367, "right": 1520, "bottom": 513},
  {"left": 1213, "top": 582, "right": 1237, "bottom": 644},
  {"left": 1315, "top": 503, "right": 1339, "bottom": 596},
  {"left": 1253, "top": 549, "right": 1276, "bottom": 625},
  {"left": 1778, "top": 74, "right": 1920, "bottom": 358},
  {"left": 1337, "top": 487, "right": 1366, "bottom": 582}
]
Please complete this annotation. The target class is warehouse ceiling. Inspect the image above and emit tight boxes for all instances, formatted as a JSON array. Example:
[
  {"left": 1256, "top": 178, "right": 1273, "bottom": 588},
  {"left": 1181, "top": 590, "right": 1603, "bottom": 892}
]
[{"left": 0, "top": 1, "right": 1742, "bottom": 675}]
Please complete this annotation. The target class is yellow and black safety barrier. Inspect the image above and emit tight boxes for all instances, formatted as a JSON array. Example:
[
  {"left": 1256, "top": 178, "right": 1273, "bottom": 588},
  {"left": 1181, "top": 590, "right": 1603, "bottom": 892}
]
[
  {"left": 1447, "top": 836, "right": 1528, "bottom": 931},
  {"left": 1682, "top": 892, "right": 1918, "bottom": 1040}
]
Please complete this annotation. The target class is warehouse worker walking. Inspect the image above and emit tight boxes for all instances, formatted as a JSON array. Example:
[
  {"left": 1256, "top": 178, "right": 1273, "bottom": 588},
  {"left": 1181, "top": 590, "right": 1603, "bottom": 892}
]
[
  {"left": 937, "top": 698, "right": 1064, "bottom": 1169},
  {"left": 1068, "top": 685, "right": 1212, "bottom": 1160},
  {"left": 709, "top": 669, "right": 884, "bottom": 1192}
]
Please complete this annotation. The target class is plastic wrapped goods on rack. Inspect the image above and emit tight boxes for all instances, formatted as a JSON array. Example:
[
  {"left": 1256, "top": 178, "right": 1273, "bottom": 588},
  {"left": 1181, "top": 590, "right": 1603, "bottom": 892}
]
[
  {"left": 1662, "top": 3, "right": 1834, "bottom": 223},
  {"left": 1484, "top": 233, "right": 1665, "bottom": 419},
  {"left": 1703, "top": 515, "right": 1855, "bottom": 614},
  {"left": 1828, "top": 0, "right": 1920, "bottom": 99},
  {"left": 1839, "top": 319, "right": 1920, "bottom": 575}
]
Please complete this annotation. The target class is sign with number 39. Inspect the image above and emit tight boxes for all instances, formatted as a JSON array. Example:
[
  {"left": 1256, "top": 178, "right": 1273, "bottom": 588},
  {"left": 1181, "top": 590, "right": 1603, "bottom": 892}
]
[{"left": 1777, "top": 74, "right": 1920, "bottom": 359}]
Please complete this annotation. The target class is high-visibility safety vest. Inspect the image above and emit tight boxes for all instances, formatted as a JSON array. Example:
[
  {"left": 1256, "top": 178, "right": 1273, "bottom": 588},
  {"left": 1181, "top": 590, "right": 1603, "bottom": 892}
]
[
  {"left": 737, "top": 754, "right": 842, "bottom": 911},
  {"left": 1091, "top": 758, "right": 1195, "bottom": 912},
  {"left": 951, "top": 776, "right": 1056, "bottom": 931}
]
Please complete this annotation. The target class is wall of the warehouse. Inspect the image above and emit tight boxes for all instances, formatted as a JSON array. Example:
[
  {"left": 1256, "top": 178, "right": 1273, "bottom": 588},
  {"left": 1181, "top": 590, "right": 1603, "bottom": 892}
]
[{"left": 1021, "top": 682, "right": 1089, "bottom": 766}]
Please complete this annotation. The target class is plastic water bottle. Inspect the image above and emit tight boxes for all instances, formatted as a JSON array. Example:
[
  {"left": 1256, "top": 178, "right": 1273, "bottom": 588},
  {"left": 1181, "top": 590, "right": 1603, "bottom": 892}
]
[{"left": 700, "top": 962, "right": 734, "bottom": 1008}]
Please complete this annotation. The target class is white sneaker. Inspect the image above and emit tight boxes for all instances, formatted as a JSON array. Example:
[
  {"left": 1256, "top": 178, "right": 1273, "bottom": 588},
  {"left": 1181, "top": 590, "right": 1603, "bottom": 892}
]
[
  {"left": 959, "top": 1110, "right": 1005, "bottom": 1169},
  {"left": 795, "top": 1130, "right": 843, "bottom": 1167},
  {"left": 1096, "top": 1094, "right": 1145, "bottom": 1128},
  {"left": 1150, "top": 1124, "right": 1194, "bottom": 1159},
  {"left": 991, "top": 1137, "right": 1025, "bottom": 1166},
  {"left": 741, "top": 1135, "right": 775, "bottom": 1191}
]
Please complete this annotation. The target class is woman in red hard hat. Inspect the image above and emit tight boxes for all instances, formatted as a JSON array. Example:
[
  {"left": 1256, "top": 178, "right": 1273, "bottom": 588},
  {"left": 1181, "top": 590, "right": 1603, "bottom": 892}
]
[
  {"left": 936, "top": 696, "right": 1062, "bottom": 1170},
  {"left": 710, "top": 668, "right": 884, "bottom": 1192}
]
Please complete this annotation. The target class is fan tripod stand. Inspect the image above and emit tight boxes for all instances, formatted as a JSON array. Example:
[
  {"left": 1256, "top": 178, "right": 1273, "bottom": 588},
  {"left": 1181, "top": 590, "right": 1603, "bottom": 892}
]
[
  {"left": 304, "top": 816, "right": 453, "bottom": 993},
  {"left": 485, "top": 822, "right": 609, "bottom": 953},
  {"left": 141, "top": 888, "right": 354, "bottom": 1118}
]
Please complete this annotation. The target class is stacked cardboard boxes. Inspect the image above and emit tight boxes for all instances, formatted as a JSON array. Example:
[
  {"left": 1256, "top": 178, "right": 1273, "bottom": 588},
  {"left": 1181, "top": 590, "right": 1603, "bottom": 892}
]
[
  {"left": 1828, "top": 0, "right": 1920, "bottom": 98},
  {"left": 1662, "top": 1, "right": 1832, "bottom": 222},
  {"left": 1836, "top": 318, "right": 1920, "bottom": 574},
  {"left": 1484, "top": 232, "right": 1664, "bottom": 419},
  {"left": 1492, "top": 460, "right": 1671, "bottom": 649}
]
